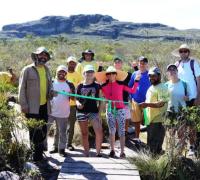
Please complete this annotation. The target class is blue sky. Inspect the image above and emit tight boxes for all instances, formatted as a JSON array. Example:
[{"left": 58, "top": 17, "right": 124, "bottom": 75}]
[{"left": 1, "top": 0, "right": 199, "bottom": 30}]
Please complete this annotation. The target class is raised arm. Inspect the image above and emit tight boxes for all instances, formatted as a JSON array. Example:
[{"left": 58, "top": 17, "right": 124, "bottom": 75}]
[{"left": 124, "top": 81, "right": 139, "bottom": 94}]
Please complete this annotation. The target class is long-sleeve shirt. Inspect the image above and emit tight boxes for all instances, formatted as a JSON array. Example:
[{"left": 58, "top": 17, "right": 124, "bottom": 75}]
[
  {"left": 101, "top": 81, "right": 139, "bottom": 109},
  {"left": 128, "top": 70, "right": 151, "bottom": 103}
]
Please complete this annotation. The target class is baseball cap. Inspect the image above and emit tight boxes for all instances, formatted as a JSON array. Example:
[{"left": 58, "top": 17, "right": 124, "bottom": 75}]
[{"left": 148, "top": 67, "right": 161, "bottom": 75}]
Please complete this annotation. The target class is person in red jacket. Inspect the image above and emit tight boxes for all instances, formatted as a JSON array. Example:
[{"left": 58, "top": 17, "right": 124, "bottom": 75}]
[{"left": 98, "top": 66, "right": 140, "bottom": 158}]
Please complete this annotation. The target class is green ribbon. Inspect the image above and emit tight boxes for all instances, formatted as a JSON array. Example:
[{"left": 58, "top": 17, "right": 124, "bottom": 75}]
[{"left": 57, "top": 91, "right": 129, "bottom": 116}]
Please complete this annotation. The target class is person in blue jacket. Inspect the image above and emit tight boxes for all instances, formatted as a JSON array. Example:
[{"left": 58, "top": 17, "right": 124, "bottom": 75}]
[{"left": 128, "top": 56, "right": 151, "bottom": 140}]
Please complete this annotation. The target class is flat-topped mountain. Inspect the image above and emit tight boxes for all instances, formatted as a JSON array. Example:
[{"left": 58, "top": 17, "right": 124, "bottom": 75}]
[{"left": 1, "top": 14, "right": 200, "bottom": 41}]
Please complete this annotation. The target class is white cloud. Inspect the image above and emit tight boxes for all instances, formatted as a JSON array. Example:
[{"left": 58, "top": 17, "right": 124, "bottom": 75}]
[{"left": 0, "top": 0, "right": 200, "bottom": 30}]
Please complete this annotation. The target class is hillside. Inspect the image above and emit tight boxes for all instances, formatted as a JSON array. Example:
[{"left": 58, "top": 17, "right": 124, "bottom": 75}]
[{"left": 1, "top": 14, "right": 200, "bottom": 41}]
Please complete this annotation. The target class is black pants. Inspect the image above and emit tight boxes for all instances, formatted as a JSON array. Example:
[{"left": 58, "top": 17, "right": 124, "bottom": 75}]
[
  {"left": 147, "top": 123, "right": 165, "bottom": 155},
  {"left": 26, "top": 104, "right": 48, "bottom": 161}
]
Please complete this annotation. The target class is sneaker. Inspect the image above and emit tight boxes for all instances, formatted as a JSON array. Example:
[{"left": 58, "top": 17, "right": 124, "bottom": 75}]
[
  {"left": 188, "top": 146, "right": 195, "bottom": 156},
  {"left": 59, "top": 149, "right": 67, "bottom": 157},
  {"left": 109, "top": 150, "right": 115, "bottom": 158},
  {"left": 120, "top": 153, "right": 126, "bottom": 158},
  {"left": 49, "top": 148, "right": 58, "bottom": 154},
  {"left": 96, "top": 153, "right": 102, "bottom": 157},
  {"left": 67, "top": 144, "right": 75, "bottom": 151}
]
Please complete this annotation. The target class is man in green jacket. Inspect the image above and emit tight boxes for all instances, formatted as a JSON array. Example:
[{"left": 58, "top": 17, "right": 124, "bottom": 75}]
[{"left": 18, "top": 47, "right": 53, "bottom": 162}]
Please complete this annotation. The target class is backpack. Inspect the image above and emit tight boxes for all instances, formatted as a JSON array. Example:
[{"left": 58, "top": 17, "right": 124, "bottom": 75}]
[
  {"left": 175, "top": 59, "right": 197, "bottom": 85},
  {"left": 181, "top": 81, "right": 187, "bottom": 96}
]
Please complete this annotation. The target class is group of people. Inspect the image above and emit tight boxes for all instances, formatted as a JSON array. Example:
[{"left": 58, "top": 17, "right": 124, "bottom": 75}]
[{"left": 16, "top": 43, "right": 200, "bottom": 162}]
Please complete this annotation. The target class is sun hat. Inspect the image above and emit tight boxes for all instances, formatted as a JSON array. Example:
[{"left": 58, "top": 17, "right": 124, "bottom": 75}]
[
  {"left": 83, "top": 65, "right": 95, "bottom": 73},
  {"left": 95, "top": 66, "right": 128, "bottom": 84},
  {"left": 56, "top": 65, "right": 68, "bottom": 73},
  {"left": 171, "top": 44, "right": 193, "bottom": 57},
  {"left": 106, "top": 66, "right": 117, "bottom": 73},
  {"left": 67, "top": 56, "right": 77, "bottom": 64},
  {"left": 31, "top": 47, "right": 51, "bottom": 61},
  {"left": 166, "top": 64, "right": 177, "bottom": 71},
  {"left": 82, "top": 49, "right": 95, "bottom": 59},
  {"left": 148, "top": 67, "right": 161, "bottom": 75},
  {"left": 138, "top": 56, "right": 148, "bottom": 63}
]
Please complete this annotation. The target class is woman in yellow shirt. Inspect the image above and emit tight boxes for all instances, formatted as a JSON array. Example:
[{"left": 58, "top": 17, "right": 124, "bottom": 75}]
[{"left": 76, "top": 49, "right": 103, "bottom": 74}]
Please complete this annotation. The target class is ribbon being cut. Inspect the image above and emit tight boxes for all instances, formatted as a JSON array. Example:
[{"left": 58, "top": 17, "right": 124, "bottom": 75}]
[{"left": 56, "top": 90, "right": 131, "bottom": 117}]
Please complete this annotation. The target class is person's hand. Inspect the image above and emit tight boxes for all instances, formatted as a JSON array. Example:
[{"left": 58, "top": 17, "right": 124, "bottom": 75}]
[
  {"left": 183, "top": 96, "right": 189, "bottom": 101},
  {"left": 21, "top": 107, "right": 28, "bottom": 114},
  {"left": 157, "top": 101, "right": 165, "bottom": 107},
  {"left": 53, "top": 90, "right": 58, "bottom": 97},
  {"left": 135, "top": 72, "right": 141, "bottom": 81},
  {"left": 77, "top": 102, "right": 84, "bottom": 110},
  {"left": 97, "top": 61, "right": 103, "bottom": 67},
  {"left": 139, "top": 102, "right": 148, "bottom": 108},
  {"left": 194, "top": 98, "right": 200, "bottom": 106}
]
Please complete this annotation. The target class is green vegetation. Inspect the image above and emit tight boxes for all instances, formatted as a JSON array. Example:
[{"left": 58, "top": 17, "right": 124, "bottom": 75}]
[
  {"left": 1, "top": 36, "right": 200, "bottom": 179},
  {"left": 1, "top": 36, "right": 200, "bottom": 77},
  {"left": 130, "top": 106, "right": 200, "bottom": 180}
]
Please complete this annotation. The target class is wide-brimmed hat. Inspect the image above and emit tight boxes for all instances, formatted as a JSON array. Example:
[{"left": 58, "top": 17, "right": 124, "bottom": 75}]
[
  {"left": 31, "top": 47, "right": 51, "bottom": 61},
  {"left": 95, "top": 66, "right": 128, "bottom": 84},
  {"left": 56, "top": 65, "right": 68, "bottom": 73},
  {"left": 171, "top": 44, "right": 193, "bottom": 57},
  {"left": 82, "top": 49, "right": 95, "bottom": 58},
  {"left": 148, "top": 67, "right": 161, "bottom": 75},
  {"left": 67, "top": 56, "right": 77, "bottom": 64}
]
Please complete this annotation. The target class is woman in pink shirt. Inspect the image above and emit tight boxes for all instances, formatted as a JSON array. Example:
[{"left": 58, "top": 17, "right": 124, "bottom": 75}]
[{"left": 100, "top": 66, "right": 140, "bottom": 158}]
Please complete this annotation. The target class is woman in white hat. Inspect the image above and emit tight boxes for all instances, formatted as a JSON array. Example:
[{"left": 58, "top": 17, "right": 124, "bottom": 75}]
[
  {"left": 76, "top": 65, "right": 103, "bottom": 157},
  {"left": 99, "top": 66, "right": 140, "bottom": 158}
]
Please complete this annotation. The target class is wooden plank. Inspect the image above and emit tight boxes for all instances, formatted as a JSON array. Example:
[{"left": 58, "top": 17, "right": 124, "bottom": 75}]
[
  {"left": 60, "top": 167, "right": 139, "bottom": 176},
  {"left": 58, "top": 173, "right": 140, "bottom": 180},
  {"left": 64, "top": 157, "right": 130, "bottom": 164},
  {"left": 62, "top": 162, "right": 136, "bottom": 169}
]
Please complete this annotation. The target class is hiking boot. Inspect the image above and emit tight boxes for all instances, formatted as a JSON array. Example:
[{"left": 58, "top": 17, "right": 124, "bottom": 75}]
[
  {"left": 49, "top": 148, "right": 58, "bottom": 154},
  {"left": 59, "top": 149, "right": 67, "bottom": 157},
  {"left": 67, "top": 144, "right": 75, "bottom": 151},
  {"left": 109, "top": 150, "right": 115, "bottom": 158}
]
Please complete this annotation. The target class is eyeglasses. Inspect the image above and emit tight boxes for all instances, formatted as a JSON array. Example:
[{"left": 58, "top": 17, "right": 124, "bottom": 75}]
[
  {"left": 106, "top": 72, "right": 117, "bottom": 75},
  {"left": 179, "top": 50, "right": 189, "bottom": 54}
]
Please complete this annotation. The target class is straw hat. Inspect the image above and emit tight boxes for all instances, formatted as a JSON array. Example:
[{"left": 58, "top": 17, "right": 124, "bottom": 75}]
[
  {"left": 171, "top": 44, "right": 194, "bottom": 58},
  {"left": 95, "top": 66, "right": 128, "bottom": 84}
]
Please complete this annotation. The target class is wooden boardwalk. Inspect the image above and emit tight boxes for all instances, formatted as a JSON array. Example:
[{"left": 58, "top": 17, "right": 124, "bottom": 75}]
[{"left": 58, "top": 156, "right": 140, "bottom": 180}]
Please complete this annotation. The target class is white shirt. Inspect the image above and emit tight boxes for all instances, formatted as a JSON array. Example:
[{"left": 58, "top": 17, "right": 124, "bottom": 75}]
[
  {"left": 177, "top": 60, "right": 200, "bottom": 99},
  {"left": 50, "top": 79, "right": 70, "bottom": 118}
]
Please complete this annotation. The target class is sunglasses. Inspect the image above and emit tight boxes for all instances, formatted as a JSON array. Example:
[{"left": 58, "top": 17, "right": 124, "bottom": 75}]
[
  {"left": 85, "top": 70, "right": 94, "bottom": 73},
  {"left": 106, "top": 72, "right": 117, "bottom": 75},
  {"left": 179, "top": 50, "right": 189, "bottom": 53},
  {"left": 167, "top": 68, "right": 177, "bottom": 72}
]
